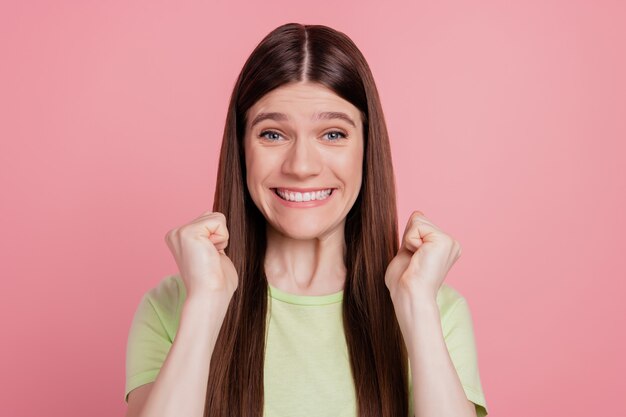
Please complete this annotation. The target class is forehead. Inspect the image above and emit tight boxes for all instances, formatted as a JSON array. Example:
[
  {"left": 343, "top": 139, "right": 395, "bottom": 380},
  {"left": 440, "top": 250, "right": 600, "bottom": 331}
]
[{"left": 246, "top": 82, "right": 361, "bottom": 127}]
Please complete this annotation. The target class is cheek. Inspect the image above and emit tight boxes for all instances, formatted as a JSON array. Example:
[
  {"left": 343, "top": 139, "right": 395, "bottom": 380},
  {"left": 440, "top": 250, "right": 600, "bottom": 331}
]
[
  {"left": 244, "top": 158, "right": 263, "bottom": 201},
  {"left": 345, "top": 149, "right": 364, "bottom": 183},
  {"left": 245, "top": 149, "right": 262, "bottom": 179},
  {"left": 244, "top": 168, "right": 264, "bottom": 211},
  {"left": 246, "top": 155, "right": 270, "bottom": 181},
  {"left": 245, "top": 152, "right": 275, "bottom": 199}
]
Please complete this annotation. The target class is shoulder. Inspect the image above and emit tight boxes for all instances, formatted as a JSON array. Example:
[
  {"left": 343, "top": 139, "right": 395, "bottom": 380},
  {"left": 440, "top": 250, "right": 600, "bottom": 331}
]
[
  {"left": 436, "top": 282, "right": 470, "bottom": 322},
  {"left": 138, "top": 274, "right": 187, "bottom": 339},
  {"left": 144, "top": 274, "right": 186, "bottom": 307}
]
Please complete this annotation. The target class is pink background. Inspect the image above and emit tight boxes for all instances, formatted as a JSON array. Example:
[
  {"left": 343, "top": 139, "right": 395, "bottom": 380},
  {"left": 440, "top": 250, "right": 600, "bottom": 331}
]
[{"left": 1, "top": 1, "right": 624, "bottom": 416}]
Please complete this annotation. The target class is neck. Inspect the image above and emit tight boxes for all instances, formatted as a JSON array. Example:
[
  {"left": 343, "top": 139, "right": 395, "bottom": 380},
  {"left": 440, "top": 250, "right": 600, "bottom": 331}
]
[{"left": 264, "top": 221, "right": 347, "bottom": 296}]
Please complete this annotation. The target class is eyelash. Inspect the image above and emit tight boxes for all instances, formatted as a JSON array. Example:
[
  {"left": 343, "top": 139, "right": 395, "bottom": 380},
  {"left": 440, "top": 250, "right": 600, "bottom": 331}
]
[{"left": 258, "top": 129, "right": 348, "bottom": 142}]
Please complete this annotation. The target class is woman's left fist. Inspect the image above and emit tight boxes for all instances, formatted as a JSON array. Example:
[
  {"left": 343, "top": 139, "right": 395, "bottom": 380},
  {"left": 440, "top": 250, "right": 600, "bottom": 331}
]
[{"left": 385, "top": 211, "right": 462, "bottom": 302}]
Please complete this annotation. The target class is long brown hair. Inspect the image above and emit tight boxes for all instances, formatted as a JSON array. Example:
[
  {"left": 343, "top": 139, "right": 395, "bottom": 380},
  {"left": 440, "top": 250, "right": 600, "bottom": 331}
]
[{"left": 207, "top": 22, "right": 408, "bottom": 417}]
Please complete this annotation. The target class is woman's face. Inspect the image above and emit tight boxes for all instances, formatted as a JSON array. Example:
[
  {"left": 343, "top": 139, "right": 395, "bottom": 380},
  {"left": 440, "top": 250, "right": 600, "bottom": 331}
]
[{"left": 244, "top": 81, "right": 364, "bottom": 240}]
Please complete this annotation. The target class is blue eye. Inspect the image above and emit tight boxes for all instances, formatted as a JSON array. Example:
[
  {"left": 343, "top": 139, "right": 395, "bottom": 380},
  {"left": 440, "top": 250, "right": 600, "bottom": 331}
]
[
  {"left": 258, "top": 130, "right": 348, "bottom": 142},
  {"left": 259, "top": 130, "right": 283, "bottom": 141},
  {"left": 324, "top": 131, "right": 347, "bottom": 141}
]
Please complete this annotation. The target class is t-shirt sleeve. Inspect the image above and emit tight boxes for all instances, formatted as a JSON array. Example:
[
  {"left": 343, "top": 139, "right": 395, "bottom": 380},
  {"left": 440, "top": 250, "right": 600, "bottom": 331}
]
[
  {"left": 124, "top": 275, "right": 184, "bottom": 403},
  {"left": 440, "top": 293, "right": 489, "bottom": 417},
  {"left": 408, "top": 284, "right": 489, "bottom": 417}
]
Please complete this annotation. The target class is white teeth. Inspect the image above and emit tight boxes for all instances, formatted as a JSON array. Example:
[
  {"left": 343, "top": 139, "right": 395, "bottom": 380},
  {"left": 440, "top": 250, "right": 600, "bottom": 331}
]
[{"left": 276, "top": 188, "right": 333, "bottom": 202}]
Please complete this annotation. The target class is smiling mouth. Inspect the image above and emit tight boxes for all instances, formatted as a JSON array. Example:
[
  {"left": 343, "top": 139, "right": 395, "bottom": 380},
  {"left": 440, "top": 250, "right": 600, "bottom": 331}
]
[{"left": 272, "top": 188, "right": 335, "bottom": 202}]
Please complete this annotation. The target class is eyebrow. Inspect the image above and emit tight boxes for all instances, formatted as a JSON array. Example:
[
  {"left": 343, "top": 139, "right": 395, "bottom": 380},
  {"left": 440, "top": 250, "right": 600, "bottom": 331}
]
[{"left": 250, "top": 111, "right": 357, "bottom": 129}]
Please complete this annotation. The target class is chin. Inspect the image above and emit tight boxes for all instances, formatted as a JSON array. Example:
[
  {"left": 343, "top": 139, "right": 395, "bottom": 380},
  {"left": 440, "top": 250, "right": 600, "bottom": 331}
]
[
  {"left": 282, "top": 229, "right": 324, "bottom": 240},
  {"left": 275, "top": 223, "right": 330, "bottom": 240}
]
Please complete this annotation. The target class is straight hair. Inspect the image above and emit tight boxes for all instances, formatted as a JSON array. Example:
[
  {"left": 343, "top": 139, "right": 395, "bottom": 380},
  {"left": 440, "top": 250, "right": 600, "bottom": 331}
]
[{"left": 206, "top": 22, "right": 409, "bottom": 417}]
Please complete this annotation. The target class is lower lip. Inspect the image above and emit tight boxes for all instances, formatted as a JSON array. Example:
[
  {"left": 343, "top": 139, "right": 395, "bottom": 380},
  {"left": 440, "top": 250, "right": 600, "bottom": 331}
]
[{"left": 271, "top": 189, "right": 336, "bottom": 208}]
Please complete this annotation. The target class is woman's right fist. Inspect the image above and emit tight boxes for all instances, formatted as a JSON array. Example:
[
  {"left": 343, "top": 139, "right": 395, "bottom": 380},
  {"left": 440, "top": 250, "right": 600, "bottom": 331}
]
[{"left": 165, "top": 210, "right": 239, "bottom": 298}]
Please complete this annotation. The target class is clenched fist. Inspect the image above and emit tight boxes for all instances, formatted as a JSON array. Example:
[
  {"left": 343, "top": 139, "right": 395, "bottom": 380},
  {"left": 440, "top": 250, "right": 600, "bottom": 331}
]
[
  {"left": 385, "top": 210, "right": 462, "bottom": 302},
  {"left": 165, "top": 210, "right": 239, "bottom": 298}
]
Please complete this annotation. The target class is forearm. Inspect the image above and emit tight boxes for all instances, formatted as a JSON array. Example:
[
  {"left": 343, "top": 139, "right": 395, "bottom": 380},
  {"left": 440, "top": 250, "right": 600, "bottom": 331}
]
[
  {"left": 405, "top": 295, "right": 475, "bottom": 417},
  {"left": 139, "top": 293, "right": 230, "bottom": 417}
]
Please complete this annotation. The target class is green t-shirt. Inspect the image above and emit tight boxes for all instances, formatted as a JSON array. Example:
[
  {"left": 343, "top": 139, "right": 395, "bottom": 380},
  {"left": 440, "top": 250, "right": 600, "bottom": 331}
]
[{"left": 125, "top": 274, "right": 489, "bottom": 416}]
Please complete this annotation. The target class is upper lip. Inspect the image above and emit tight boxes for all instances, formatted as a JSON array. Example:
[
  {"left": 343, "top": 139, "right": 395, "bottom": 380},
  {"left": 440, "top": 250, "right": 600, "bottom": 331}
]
[{"left": 272, "top": 187, "right": 335, "bottom": 192}]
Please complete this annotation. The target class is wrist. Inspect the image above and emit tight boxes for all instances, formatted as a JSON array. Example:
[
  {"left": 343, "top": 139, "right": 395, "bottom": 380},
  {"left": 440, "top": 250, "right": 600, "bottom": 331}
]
[
  {"left": 184, "top": 291, "right": 232, "bottom": 313},
  {"left": 390, "top": 285, "right": 437, "bottom": 308}
]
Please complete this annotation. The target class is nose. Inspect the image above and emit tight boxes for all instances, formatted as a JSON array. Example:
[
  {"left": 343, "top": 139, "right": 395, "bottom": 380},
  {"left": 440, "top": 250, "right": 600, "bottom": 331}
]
[{"left": 282, "top": 136, "right": 323, "bottom": 178}]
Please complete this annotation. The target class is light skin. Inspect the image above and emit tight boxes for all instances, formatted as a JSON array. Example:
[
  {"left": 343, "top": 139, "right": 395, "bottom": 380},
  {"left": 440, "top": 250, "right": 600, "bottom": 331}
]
[
  {"left": 243, "top": 81, "right": 363, "bottom": 296},
  {"left": 243, "top": 80, "right": 477, "bottom": 416},
  {"left": 386, "top": 211, "right": 477, "bottom": 417}
]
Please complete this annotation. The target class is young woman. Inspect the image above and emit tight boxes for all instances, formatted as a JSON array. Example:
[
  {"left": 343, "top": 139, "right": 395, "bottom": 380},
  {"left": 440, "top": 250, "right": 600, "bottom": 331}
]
[{"left": 124, "top": 23, "right": 488, "bottom": 417}]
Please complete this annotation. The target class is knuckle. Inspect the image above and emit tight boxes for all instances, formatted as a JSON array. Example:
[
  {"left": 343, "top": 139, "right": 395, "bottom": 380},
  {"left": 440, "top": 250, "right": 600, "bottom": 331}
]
[
  {"left": 164, "top": 229, "right": 175, "bottom": 242},
  {"left": 407, "top": 257, "right": 421, "bottom": 275},
  {"left": 178, "top": 225, "right": 194, "bottom": 238},
  {"left": 452, "top": 239, "right": 462, "bottom": 256}
]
